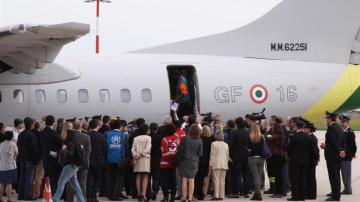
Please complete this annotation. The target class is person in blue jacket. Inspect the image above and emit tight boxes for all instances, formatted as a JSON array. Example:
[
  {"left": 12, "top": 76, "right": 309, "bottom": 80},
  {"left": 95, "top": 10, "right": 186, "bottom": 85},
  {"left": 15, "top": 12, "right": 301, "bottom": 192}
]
[{"left": 106, "top": 119, "right": 128, "bottom": 201}]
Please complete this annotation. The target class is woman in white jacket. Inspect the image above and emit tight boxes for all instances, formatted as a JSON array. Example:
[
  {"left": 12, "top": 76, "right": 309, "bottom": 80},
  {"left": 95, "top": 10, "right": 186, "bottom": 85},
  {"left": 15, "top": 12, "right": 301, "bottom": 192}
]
[
  {"left": 209, "top": 126, "right": 230, "bottom": 201},
  {"left": 132, "top": 124, "right": 152, "bottom": 202}
]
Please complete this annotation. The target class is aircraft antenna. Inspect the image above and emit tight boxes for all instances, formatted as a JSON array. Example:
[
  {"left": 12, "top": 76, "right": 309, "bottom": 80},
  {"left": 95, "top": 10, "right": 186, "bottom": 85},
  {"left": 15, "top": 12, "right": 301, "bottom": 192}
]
[{"left": 85, "top": 0, "right": 111, "bottom": 54}]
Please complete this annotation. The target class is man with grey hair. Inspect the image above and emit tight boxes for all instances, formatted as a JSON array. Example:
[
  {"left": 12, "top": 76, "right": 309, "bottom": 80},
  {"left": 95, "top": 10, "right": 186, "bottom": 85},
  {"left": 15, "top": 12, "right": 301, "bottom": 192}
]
[
  {"left": 66, "top": 119, "right": 91, "bottom": 202},
  {"left": 163, "top": 115, "right": 173, "bottom": 125}
]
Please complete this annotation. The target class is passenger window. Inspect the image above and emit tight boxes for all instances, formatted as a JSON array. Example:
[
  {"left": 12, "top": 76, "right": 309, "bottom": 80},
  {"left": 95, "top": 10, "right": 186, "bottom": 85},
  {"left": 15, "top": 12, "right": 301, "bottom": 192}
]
[
  {"left": 78, "top": 89, "right": 89, "bottom": 103},
  {"left": 120, "top": 89, "right": 131, "bottom": 103},
  {"left": 13, "top": 89, "right": 24, "bottom": 103},
  {"left": 99, "top": 89, "right": 110, "bottom": 103},
  {"left": 35, "top": 89, "right": 46, "bottom": 104},
  {"left": 57, "top": 89, "right": 67, "bottom": 103},
  {"left": 141, "top": 88, "right": 152, "bottom": 102}
]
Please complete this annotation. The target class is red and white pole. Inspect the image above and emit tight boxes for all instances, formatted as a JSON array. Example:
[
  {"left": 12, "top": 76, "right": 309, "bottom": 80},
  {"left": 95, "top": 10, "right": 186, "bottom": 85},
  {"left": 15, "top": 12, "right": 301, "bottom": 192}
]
[{"left": 95, "top": 0, "right": 100, "bottom": 54}]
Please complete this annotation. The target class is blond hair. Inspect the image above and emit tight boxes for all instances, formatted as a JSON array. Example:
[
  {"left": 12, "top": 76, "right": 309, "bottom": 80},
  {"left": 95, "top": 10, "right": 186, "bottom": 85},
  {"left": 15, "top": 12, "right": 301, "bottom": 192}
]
[
  {"left": 201, "top": 125, "right": 212, "bottom": 137},
  {"left": 61, "top": 122, "right": 73, "bottom": 140},
  {"left": 250, "top": 123, "right": 261, "bottom": 144}
]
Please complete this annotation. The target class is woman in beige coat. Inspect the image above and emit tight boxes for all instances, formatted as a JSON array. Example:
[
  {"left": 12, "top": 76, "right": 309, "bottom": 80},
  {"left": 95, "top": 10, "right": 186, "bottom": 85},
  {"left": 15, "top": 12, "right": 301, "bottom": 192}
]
[
  {"left": 132, "top": 124, "right": 152, "bottom": 201},
  {"left": 209, "top": 127, "right": 230, "bottom": 201}
]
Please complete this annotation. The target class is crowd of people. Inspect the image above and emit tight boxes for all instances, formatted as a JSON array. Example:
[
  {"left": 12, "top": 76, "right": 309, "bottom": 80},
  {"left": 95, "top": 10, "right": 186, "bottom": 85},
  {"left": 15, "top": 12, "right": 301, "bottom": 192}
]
[{"left": 0, "top": 111, "right": 357, "bottom": 202}]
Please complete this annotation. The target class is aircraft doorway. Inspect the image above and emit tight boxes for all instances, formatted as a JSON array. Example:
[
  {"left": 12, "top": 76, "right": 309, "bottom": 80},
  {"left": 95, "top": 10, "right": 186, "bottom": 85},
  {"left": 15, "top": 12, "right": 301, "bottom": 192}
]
[{"left": 167, "top": 65, "right": 200, "bottom": 121}]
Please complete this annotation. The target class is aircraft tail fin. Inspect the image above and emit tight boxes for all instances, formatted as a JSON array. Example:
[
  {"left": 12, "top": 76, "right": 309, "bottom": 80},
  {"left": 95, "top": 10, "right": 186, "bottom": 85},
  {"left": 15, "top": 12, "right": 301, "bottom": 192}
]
[{"left": 136, "top": 0, "right": 360, "bottom": 64}]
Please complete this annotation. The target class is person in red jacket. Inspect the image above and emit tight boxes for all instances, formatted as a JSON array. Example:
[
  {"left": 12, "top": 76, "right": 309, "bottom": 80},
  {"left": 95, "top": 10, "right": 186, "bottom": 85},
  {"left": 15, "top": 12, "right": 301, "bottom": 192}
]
[
  {"left": 160, "top": 124, "right": 180, "bottom": 202},
  {"left": 175, "top": 122, "right": 186, "bottom": 140}
]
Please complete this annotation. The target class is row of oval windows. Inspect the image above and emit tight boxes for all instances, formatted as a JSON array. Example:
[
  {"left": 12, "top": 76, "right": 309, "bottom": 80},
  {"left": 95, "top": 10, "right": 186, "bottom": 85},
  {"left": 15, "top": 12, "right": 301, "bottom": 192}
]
[{"left": 0, "top": 88, "right": 153, "bottom": 104}]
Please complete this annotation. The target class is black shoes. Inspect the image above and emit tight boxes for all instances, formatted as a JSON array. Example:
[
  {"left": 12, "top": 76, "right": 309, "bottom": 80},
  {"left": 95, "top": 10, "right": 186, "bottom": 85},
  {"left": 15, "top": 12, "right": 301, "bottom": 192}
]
[
  {"left": 341, "top": 190, "right": 352, "bottom": 195},
  {"left": 270, "top": 194, "right": 283, "bottom": 198},
  {"left": 250, "top": 194, "right": 262, "bottom": 201},
  {"left": 121, "top": 195, "right": 129, "bottom": 200},
  {"left": 21, "top": 196, "right": 37, "bottom": 201},
  {"left": 325, "top": 198, "right": 340, "bottom": 201},
  {"left": 151, "top": 192, "right": 157, "bottom": 201},
  {"left": 138, "top": 195, "right": 150, "bottom": 202},
  {"left": 160, "top": 198, "right": 169, "bottom": 202},
  {"left": 287, "top": 198, "right": 304, "bottom": 201},
  {"left": 109, "top": 197, "right": 123, "bottom": 201},
  {"left": 264, "top": 189, "right": 273, "bottom": 194},
  {"left": 227, "top": 194, "right": 239, "bottom": 198},
  {"left": 87, "top": 199, "right": 100, "bottom": 202}
]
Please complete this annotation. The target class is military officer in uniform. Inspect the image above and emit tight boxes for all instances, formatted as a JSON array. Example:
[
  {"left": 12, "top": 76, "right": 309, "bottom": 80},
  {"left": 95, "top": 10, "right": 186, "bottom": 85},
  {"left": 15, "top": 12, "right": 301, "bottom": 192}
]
[
  {"left": 320, "top": 111, "right": 346, "bottom": 201},
  {"left": 287, "top": 117, "right": 311, "bottom": 201},
  {"left": 339, "top": 115, "right": 357, "bottom": 195},
  {"left": 303, "top": 120, "right": 320, "bottom": 200}
]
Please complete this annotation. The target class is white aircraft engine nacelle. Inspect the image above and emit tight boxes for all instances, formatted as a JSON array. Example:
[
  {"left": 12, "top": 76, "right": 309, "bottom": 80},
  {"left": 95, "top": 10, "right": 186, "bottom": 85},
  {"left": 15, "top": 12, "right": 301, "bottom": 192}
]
[{"left": 9, "top": 24, "right": 27, "bottom": 34}]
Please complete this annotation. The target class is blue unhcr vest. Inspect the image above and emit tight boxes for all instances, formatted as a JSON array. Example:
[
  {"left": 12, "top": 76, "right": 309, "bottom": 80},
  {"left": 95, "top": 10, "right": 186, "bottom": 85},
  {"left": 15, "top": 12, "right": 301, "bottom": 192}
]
[{"left": 107, "top": 130, "right": 126, "bottom": 164}]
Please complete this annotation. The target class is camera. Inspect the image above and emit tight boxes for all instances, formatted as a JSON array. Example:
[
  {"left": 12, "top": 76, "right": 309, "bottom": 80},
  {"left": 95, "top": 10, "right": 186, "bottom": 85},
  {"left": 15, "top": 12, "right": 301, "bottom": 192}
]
[
  {"left": 250, "top": 108, "right": 267, "bottom": 121},
  {"left": 201, "top": 112, "right": 213, "bottom": 124}
]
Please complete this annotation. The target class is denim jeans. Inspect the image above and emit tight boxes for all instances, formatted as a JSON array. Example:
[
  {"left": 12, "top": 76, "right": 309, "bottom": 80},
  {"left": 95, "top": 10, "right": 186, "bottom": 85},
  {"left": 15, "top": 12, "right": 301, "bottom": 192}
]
[
  {"left": 18, "top": 161, "right": 34, "bottom": 199},
  {"left": 53, "top": 165, "right": 84, "bottom": 202},
  {"left": 66, "top": 167, "right": 88, "bottom": 202},
  {"left": 248, "top": 157, "right": 265, "bottom": 195}
]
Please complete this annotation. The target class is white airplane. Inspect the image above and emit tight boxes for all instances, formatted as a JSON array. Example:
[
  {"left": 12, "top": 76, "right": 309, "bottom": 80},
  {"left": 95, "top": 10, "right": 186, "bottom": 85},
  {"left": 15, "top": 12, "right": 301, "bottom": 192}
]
[{"left": 1, "top": 0, "right": 360, "bottom": 125}]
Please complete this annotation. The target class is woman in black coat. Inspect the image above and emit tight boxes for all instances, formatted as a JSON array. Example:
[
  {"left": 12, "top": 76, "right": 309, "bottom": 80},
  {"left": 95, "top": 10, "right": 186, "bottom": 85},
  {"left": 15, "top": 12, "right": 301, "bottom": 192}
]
[
  {"left": 149, "top": 123, "right": 162, "bottom": 200},
  {"left": 194, "top": 125, "right": 214, "bottom": 200}
]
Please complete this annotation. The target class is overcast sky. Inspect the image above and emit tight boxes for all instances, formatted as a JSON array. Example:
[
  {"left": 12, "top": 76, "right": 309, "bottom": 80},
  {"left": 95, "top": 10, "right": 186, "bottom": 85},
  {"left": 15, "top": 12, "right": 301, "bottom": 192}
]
[{"left": 0, "top": 0, "right": 282, "bottom": 54}]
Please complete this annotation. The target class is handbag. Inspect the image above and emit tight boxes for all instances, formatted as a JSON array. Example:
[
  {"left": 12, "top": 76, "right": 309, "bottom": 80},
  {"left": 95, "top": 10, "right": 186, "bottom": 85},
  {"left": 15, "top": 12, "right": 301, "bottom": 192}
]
[
  {"left": 260, "top": 137, "right": 272, "bottom": 159},
  {"left": 118, "top": 133, "right": 129, "bottom": 170},
  {"left": 174, "top": 137, "right": 186, "bottom": 166}
]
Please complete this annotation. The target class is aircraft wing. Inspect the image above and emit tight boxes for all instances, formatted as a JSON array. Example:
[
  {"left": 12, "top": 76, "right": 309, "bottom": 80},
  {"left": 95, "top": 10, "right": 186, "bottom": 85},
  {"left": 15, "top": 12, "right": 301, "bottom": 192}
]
[{"left": 0, "top": 22, "right": 90, "bottom": 74}]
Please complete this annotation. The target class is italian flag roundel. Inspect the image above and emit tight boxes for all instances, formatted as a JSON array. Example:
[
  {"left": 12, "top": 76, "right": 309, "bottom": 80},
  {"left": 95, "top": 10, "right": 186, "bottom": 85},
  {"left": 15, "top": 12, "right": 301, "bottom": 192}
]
[{"left": 250, "top": 84, "right": 268, "bottom": 104}]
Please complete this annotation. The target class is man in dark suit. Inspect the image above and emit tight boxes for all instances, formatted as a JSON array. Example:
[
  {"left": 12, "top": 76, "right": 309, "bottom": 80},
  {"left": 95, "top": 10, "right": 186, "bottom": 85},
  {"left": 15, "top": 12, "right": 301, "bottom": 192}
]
[
  {"left": 17, "top": 117, "right": 41, "bottom": 200},
  {"left": 86, "top": 119, "right": 107, "bottom": 202},
  {"left": 39, "top": 115, "right": 62, "bottom": 195},
  {"left": 320, "top": 111, "right": 346, "bottom": 201},
  {"left": 229, "top": 117, "right": 251, "bottom": 198},
  {"left": 287, "top": 117, "right": 311, "bottom": 201},
  {"left": 66, "top": 119, "right": 91, "bottom": 202},
  {"left": 98, "top": 115, "right": 111, "bottom": 135},
  {"left": 339, "top": 115, "right": 357, "bottom": 195},
  {"left": 303, "top": 120, "right": 320, "bottom": 200},
  {"left": 97, "top": 115, "right": 111, "bottom": 197}
]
